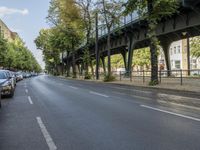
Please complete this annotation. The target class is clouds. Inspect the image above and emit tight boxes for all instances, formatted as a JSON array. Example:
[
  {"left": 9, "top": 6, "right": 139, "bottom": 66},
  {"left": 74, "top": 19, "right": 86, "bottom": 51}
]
[{"left": 0, "top": 6, "right": 29, "bottom": 17}]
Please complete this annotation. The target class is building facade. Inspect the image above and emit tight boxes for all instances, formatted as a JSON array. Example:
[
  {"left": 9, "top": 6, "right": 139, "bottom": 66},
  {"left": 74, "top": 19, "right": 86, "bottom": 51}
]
[
  {"left": 0, "top": 19, "right": 18, "bottom": 42},
  {"left": 159, "top": 39, "right": 200, "bottom": 70}
]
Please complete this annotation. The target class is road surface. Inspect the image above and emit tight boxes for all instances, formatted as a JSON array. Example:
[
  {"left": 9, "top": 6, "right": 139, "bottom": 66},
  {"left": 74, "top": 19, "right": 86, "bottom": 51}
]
[{"left": 0, "top": 75, "right": 200, "bottom": 150}]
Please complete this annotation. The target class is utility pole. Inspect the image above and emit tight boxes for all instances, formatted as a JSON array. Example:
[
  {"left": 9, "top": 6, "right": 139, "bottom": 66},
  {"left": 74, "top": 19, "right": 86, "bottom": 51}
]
[
  {"left": 187, "top": 35, "right": 191, "bottom": 76},
  {"left": 95, "top": 13, "right": 99, "bottom": 80}
]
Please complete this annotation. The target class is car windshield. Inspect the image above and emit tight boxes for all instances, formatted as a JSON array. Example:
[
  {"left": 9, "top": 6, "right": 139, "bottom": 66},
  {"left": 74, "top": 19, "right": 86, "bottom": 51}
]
[{"left": 0, "top": 72, "right": 7, "bottom": 79}]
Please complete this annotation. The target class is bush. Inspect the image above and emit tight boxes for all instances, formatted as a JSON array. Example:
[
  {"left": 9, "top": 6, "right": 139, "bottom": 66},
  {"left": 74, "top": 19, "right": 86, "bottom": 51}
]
[
  {"left": 149, "top": 80, "right": 159, "bottom": 86},
  {"left": 84, "top": 73, "right": 92, "bottom": 80},
  {"left": 103, "top": 74, "right": 116, "bottom": 82}
]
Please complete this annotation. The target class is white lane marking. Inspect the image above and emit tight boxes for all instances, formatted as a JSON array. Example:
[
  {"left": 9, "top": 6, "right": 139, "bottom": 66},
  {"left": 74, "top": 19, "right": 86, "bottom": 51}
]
[
  {"left": 28, "top": 96, "right": 33, "bottom": 104},
  {"left": 68, "top": 86, "right": 78, "bottom": 89},
  {"left": 25, "top": 89, "right": 28, "bottom": 93},
  {"left": 141, "top": 105, "right": 200, "bottom": 122},
  {"left": 36, "top": 117, "right": 57, "bottom": 150},
  {"left": 90, "top": 91, "right": 109, "bottom": 98}
]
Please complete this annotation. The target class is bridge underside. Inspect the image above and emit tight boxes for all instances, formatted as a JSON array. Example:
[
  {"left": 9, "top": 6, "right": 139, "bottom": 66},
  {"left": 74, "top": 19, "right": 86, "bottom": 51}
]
[{"left": 63, "top": 5, "right": 200, "bottom": 75}]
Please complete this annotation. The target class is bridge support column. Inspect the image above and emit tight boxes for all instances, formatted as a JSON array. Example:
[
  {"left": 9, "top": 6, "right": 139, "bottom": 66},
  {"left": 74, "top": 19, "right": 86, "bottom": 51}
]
[
  {"left": 121, "top": 50, "right": 127, "bottom": 70},
  {"left": 81, "top": 62, "right": 84, "bottom": 75},
  {"left": 77, "top": 64, "right": 81, "bottom": 75},
  {"left": 101, "top": 57, "right": 106, "bottom": 74},
  {"left": 160, "top": 41, "right": 172, "bottom": 77},
  {"left": 127, "top": 37, "right": 134, "bottom": 72}
]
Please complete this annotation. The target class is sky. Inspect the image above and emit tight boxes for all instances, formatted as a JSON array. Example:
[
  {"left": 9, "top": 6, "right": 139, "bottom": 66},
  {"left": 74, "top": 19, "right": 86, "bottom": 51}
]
[{"left": 0, "top": 0, "right": 51, "bottom": 69}]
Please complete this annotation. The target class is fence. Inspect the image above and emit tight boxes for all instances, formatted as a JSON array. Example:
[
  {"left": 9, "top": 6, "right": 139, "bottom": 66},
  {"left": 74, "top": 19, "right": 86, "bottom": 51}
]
[{"left": 73, "top": 69, "right": 200, "bottom": 86}]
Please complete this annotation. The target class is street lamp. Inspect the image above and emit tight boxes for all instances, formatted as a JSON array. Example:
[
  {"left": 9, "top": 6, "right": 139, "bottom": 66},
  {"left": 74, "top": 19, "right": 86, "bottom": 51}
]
[{"left": 182, "top": 31, "right": 190, "bottom": 76}]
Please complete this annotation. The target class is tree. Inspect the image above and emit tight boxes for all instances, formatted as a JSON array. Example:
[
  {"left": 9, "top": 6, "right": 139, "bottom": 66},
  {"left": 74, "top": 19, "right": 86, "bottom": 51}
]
[
  {"left": 47, "top": 0, "right": 84, "bottom": 77},
  {"left": 191, "top": 36, "right": 200, "bottom": 58},
  {"left": 97, "top": 0, "right": 124, "bottom": 79},
  {"left": 35, "top": 29, "right": 60, "bottom": 74},
  {"left": 75, "top": 0, "right": 95, "bottom": 78},
  {"left": 125, "top": 0, "right": 179, "bottom": 85},
  {"left": 0, "top": 36, "right": 8, "bottom": 68}
]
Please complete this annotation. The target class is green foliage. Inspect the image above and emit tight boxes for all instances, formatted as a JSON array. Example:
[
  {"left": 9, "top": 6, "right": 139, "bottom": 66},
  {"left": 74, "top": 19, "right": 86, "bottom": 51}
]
[
  {"left": 84, "top": 72, "right": 92, "bottom": 80},
  {"left": 110, "top": 54, "right": 124, "bottom": 68},
  {"left": 0, "top": 37, "right": 8, "bottom": 67},
  {"left": 149, "top": 79, "right": 159, "bottom": 86},
  {"left": 103, "top": 74, "right": 116, "bottom": 82},
  {"left": 191, "top": 36, "right": 200, "bottom": 58},
  {"left": 0, "top": 36, "right": 41, "bottom": 72},
  {"left": 133, "top": 48, "right": 151, "bottom": 69}
]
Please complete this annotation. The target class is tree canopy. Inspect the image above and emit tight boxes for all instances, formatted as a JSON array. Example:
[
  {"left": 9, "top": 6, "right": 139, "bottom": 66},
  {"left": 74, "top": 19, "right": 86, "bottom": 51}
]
[{"left": 0, "top": 36, "right": 41, "bottom": 72}]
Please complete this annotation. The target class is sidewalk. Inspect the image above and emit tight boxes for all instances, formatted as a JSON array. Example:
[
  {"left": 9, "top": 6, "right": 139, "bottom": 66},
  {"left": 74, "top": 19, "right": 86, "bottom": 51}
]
[{"left": 60, "top": 75, "right": 200, "bottom": 92}]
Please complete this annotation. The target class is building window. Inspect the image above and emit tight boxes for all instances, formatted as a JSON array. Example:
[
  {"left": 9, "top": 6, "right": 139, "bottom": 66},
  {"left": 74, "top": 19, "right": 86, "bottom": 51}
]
[
  {"left": 170, "top": 48, "right": 173, "bottom": 55},
  {"left": 174, "top": 47, "right": 176, "bottom": 54},
  {"left": 177, "top": 46, "right": 181, "bottom": 53},
  {"left": 175, "top": 60, "right": 181, "bottom": 69}
]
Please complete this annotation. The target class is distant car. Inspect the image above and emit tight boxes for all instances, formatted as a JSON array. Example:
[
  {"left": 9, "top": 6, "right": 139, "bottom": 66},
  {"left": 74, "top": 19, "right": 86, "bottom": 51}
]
[
  {"left": 16, "top": 72, "right": 23, "bottom": 81},
  {"left": 0, "top": 70, "right": 15, "bottom": 98}
]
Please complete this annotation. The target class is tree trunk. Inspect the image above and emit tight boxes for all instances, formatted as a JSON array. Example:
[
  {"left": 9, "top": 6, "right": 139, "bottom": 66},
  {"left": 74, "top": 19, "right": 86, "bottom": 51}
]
[
  {"left": 72, "top": 52, "right": 76, "bottom": 78},
  {"left": 150, "top": 43, "right": 158, "bottom": 84},
  {"left": 90, "top": 60, "right": 94, "bottom": 78},
  {"left": 148, "top": 0, "right": 158, "bottom": 84},
  {"left": 107, "top": 28, "right": 111, "bottom": 76}
]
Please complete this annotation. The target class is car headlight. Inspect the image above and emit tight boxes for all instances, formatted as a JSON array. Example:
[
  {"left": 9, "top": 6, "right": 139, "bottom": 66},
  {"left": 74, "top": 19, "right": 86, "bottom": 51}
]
[{"left": 2, "top": 81, "right": 12, "bottom": 90}]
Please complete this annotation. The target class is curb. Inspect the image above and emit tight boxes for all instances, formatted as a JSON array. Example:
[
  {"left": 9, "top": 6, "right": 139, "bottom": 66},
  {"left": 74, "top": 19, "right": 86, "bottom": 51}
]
[{"left": 58, "top": 76, "right": 200, "bottom": 98}]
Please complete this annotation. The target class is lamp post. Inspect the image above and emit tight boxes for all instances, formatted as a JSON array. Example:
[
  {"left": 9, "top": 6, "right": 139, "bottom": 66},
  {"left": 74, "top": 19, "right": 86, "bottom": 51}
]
[{"left": 182, "top": 31, "right": 190, "bottom": 76}]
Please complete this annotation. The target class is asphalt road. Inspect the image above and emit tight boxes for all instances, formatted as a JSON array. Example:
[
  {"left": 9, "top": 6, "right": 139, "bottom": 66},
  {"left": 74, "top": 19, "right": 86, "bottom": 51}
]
[{"left": 0, "top": 75, "right": 200, "bottom": 150}]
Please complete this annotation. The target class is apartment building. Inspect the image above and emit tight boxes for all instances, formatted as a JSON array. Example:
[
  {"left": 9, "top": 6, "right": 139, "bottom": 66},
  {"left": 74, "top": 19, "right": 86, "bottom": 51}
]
[
  {"left": 159, "top": 39, "right": 200, "bottom": 70},
  {"left": 0, "top": 19, "right": 18, "bottom": 42}
]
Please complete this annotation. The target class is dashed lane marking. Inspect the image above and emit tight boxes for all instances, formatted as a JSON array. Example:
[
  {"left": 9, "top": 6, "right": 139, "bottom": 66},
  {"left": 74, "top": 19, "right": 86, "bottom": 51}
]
[
  {"left": 90, "top": 91, "right": 109, "bottom": 98},
  {"left": 36, "top": 117, "right": 57, "bottom": 150},
  {"left": 28, "top": 96, "right": 33, "bottom": 104},
  {"left": 68, "top": 86, "right": 78, "bottom": 89}
]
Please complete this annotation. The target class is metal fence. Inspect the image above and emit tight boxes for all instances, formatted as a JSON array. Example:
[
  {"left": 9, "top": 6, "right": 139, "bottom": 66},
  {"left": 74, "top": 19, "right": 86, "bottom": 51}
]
[{"left": 74, "top": 69, "right": 200, "bottom": 86}]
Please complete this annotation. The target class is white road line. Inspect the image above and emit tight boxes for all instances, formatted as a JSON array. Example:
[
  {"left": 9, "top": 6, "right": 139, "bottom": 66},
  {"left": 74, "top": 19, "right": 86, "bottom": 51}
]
[
  {"left": 36, "top": 117, "right": 57, "bottom": 150},
  {"left": 28, "top": 96, "right": 33, "bottom": 105},
  {"left": 141, "top": 105, "right": 200, "bottom": 122},
  {"left": 69, "top": 86, "right": 78, "bottom": 89},
  {"left": 90, "top": 91, "right": 109, "bottom": 98},
  {"left": 25, "top": 89, "right": 28, "bottom": 93}
]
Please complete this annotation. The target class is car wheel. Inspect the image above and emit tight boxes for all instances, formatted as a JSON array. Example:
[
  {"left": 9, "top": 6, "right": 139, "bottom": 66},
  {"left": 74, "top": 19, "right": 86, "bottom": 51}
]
[{"left": 9, "top": 89, "right": 14, "bottom": 98}]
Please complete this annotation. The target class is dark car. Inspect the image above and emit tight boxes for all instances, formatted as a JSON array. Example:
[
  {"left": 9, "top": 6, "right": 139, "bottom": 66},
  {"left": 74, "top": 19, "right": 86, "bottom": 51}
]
[{"left": 0, "top": 70, "right": 15, "bottom": 98}]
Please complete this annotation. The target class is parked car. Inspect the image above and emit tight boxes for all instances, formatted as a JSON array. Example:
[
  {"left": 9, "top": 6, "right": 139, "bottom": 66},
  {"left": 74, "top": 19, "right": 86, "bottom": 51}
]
[
  {"left": 16, "top": 72, "right": 23, "bottom": 82},
  {"left": 0, "top": 70, "right": 15, "bottom": 98}
]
